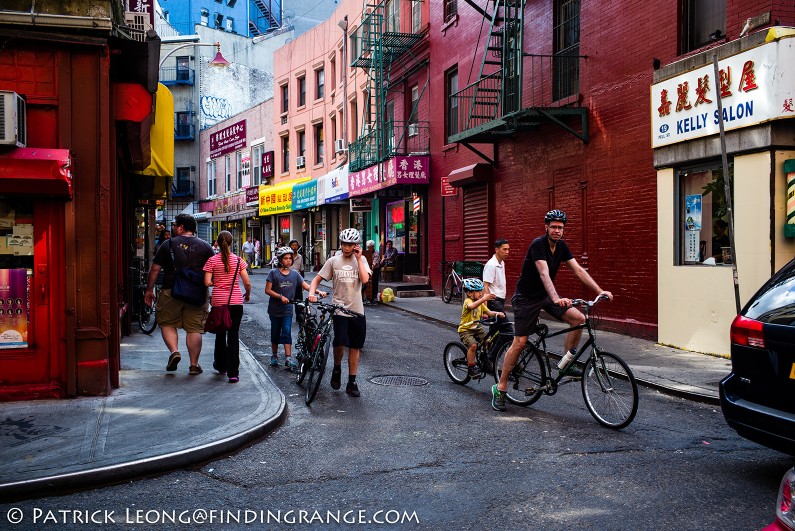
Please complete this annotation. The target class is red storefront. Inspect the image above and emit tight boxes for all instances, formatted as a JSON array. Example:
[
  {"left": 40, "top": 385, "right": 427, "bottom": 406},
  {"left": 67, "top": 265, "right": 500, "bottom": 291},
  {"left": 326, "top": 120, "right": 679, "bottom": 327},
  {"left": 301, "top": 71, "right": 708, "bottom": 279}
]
[{"left": 0, "top": 7, "right": 161, "bottom": 400}]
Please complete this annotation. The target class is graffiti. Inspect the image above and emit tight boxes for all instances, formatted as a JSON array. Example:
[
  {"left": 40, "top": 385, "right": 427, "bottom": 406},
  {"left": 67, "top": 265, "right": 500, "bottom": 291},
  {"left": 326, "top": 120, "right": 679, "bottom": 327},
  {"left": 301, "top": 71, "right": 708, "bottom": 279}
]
[
  {"left": 201, "top": 96, "right": 233, "bottom": 121},
  {"left": 0, "top": 415, "right": 68, "bottom": 447}
]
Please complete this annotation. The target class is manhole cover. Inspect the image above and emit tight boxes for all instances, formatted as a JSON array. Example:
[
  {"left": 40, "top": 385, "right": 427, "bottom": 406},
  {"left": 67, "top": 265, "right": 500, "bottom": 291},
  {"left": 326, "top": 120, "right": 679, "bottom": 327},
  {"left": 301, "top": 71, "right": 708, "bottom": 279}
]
[{"left": 369, "top": 375, "right": 429, "bottom": 387}]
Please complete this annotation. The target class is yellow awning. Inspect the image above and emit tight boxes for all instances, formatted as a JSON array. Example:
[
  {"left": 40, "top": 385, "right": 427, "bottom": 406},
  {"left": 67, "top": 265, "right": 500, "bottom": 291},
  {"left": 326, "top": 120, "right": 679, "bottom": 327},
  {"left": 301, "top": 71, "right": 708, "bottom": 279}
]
[
  {"left": 258, "top": 177, "right": 310, "bottom": 216},
  {"left": 142, "top": 83, "right": 174, "bottom": 179}
]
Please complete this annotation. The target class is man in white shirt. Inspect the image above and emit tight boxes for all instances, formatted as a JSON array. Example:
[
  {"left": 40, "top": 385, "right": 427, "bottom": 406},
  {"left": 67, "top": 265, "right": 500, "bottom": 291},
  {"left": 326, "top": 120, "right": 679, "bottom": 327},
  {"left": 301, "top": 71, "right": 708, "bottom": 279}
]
[
  {"left": 241, "top": 236, "right": 255, "bottom": 273},
  {"left": 483, "top": 239, "right": 510, "bottom": 320}
]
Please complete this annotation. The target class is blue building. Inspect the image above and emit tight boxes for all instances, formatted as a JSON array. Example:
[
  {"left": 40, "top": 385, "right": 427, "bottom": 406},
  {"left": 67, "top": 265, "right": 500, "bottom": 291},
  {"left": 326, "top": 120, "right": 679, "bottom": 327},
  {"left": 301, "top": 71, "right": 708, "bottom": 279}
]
[{"left": 159, "top": 0, "right": 282, "bottom": 37}]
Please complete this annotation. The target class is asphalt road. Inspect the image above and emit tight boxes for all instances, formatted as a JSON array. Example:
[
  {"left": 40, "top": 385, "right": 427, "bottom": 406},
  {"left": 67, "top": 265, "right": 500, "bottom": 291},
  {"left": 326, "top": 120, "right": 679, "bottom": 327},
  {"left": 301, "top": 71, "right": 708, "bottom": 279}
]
[{"left": 2, "top": 271, "right": 793, "bottom": 530}]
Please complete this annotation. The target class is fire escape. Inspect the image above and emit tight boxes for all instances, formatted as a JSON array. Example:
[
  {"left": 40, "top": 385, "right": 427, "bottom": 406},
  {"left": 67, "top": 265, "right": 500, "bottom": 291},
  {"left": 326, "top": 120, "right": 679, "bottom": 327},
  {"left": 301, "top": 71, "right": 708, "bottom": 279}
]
[
  {"left": 349, "top": 0, "right": 425, "bottom": 172},
  {"left": 449, "top": 0, "right": 588, "bottom": 160},
  {"left": 249, "top": 0, "right": 281, "bottom": 36}
]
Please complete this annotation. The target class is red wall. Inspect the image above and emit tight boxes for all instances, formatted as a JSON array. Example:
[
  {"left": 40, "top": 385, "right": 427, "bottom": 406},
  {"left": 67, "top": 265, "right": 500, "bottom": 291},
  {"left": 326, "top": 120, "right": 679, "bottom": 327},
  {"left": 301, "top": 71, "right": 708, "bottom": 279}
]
[{"left": 427, "top": 1, "right": 794, "bottom": 337}]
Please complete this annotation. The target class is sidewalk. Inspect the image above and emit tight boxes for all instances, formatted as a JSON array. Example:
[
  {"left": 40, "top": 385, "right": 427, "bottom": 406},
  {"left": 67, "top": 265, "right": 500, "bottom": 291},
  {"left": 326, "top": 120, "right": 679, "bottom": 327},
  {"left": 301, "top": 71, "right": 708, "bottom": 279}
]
[{"left": 0, "top": 332, "right": 285, "bottom": 500}]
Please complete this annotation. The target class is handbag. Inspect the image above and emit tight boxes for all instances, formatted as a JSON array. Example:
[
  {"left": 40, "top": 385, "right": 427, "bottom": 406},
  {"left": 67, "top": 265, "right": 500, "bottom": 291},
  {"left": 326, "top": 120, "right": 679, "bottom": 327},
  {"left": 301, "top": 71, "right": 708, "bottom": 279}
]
[
  {"left": 169, "top": 241, "right": 208, "bottom": 306},
  {"left": 204, "top": 258, "right": 240, "bottom": 334}
]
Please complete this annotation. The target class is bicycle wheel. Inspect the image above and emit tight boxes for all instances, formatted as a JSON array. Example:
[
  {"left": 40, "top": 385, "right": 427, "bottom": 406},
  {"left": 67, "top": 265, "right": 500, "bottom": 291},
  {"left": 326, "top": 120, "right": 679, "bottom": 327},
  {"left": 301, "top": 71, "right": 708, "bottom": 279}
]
[
  {"left": 494, "top": 342, "right": 546, "bottom": 406},
  {"left": 305, "top": 334, "right": 330, "bottom": 405},
  {"left": 138, "top": 288, "right": 158, "bottom": 335},
  {"left": 581, "top": 351, "right": 638, "bottom": 429},
  {"left": 294, "top": 340, "right": 309, "bottom": 384},
  {"left": 443, "top": 342, "right": 471, "bottom": 385},
  {"left": 442, "top": 274, "right": 454, "bottom": 303}
]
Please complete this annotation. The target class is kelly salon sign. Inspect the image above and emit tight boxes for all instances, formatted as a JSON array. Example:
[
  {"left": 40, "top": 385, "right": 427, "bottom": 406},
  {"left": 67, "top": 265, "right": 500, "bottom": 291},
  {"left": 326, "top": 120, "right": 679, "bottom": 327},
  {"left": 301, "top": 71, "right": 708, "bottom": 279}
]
[
  {"left": 651, "top": 38, "right": 795, "bottom": 148},
  {"left": 210, "top": 119, "right": 246, "bottom": 159}
]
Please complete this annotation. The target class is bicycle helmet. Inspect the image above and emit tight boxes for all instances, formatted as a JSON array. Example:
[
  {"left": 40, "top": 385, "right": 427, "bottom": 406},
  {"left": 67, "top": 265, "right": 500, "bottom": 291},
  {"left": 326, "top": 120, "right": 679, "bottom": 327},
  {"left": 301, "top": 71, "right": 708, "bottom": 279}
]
[
  {"left": 462, "top": 278, "right": 484, "bottom": 292},
  {"left": 544, "top": 209, "right": 567, "bottom": 224},
  {"left": 276, "top": 246, "right": 294, "bottom": 258},
  {"left": 339, "top": 228, "right": 361, "bottom": 244}
]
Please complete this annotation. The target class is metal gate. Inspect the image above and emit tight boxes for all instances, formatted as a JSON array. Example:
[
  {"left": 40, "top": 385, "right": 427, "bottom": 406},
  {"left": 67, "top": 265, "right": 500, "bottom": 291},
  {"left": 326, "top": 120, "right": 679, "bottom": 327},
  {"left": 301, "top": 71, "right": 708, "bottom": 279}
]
[{"left": 462, "top": 184, "right": 490, "bottom": 262}]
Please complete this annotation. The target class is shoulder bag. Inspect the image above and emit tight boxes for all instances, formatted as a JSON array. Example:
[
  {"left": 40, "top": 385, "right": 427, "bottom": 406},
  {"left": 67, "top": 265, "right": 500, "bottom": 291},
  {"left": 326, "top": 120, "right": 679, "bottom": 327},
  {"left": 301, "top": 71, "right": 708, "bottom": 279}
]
[
  {"left": 169, "top": 240, "right": 208, "bottom": 306},
  {"left": 204, "top": 258, "right": 240, "bottom": 334}
]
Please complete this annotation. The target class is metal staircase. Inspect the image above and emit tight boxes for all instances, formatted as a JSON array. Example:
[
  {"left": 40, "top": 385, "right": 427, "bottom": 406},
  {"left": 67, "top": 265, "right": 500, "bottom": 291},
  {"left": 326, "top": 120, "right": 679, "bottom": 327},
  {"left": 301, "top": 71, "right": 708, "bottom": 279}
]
[
  {"left": 449, "top": 0, "right": 588, "bottom": 148},
  {"left": 249, "top": 0, "right": 281, "bottom": 36}
]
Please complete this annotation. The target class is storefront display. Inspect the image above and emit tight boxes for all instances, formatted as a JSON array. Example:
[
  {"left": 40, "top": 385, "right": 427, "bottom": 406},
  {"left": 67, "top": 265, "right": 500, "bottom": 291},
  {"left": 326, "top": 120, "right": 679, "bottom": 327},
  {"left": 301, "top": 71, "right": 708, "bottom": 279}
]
[{"left": 0, "top": 199, "right": 33, "bottom": 350}]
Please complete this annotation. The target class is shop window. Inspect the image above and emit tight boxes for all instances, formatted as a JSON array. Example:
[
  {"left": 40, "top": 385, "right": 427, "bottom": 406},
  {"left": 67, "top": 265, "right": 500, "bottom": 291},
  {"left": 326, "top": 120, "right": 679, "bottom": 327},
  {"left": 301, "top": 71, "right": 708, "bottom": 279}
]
[
  {"left": 0, "top": 198, "right": 33, "bottom": 350},
  {"left": 681, "top": 0, "right": 725, "bottom": 53},
  {"left": 676, "top": 160, "right": 733, "bottom": 265}
]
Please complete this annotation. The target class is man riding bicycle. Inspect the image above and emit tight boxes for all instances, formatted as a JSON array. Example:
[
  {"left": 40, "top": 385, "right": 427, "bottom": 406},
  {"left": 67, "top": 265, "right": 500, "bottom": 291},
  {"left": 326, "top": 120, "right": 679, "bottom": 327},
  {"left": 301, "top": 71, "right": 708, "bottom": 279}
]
[{"left": 491, "top": 209, "right": 613, "bottom": 412}]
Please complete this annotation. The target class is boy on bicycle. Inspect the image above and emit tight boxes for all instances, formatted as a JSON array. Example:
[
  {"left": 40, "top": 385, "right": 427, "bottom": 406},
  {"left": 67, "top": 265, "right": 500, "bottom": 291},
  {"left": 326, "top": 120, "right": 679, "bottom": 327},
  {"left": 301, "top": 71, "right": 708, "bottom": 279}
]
[{"left": 459, "top": 278, "right": 505, "bottom": 378}]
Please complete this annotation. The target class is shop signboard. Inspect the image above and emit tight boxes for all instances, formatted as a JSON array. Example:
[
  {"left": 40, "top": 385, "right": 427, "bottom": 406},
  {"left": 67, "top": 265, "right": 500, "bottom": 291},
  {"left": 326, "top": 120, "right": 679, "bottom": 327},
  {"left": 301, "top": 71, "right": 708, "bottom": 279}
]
[
  {"left": 292, "top": 179, "right": 318, "bottom": 211},
  {"left": 348, "top": 156, "right": 430, "bottom": 197},
  {"left": 245, "top": 185, "right": 260, "bottom": 205},
  {"left": 262, "top": 151, "right": 274, "bottom": 180},
  {"left": 0, "top": 268, "right": 28, "bottom": 349},
  {"left": 210, "top": 119, "right": 246, "bottom": 159},
  {"left": 325, "top": 164, "right": 350, "bottom": 203},
  {"left": 441, "top": 177, "right": 458, "bottom": 196},
  {"left": 259, "top": 178, "right": 310, "bottom": 216},
  {"left": 350, "top": 198, "right": 372, "bottom": 212},
  {"left": 651, "top": 38, "right": 795, "bottom": 148}
]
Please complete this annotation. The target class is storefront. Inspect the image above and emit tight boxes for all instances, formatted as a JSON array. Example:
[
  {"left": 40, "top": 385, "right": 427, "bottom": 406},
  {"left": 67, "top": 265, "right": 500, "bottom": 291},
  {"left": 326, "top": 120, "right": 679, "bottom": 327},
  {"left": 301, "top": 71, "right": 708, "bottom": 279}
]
[
  {"left": 259, "top": 177, "right": 311, "bottom": 257},
  {"left": 348, "top": 156, "right": 429, "bottom": 278},
  {"left": 652, "top": 28, "right": 795, "bottom": 354}
]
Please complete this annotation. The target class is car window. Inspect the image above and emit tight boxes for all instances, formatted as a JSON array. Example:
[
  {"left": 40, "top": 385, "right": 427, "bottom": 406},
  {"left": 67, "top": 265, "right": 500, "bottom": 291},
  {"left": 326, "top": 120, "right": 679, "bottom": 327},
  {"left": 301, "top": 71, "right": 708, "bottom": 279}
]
[{"left": 744, "top": 261, "right": 795, "bottom": 325}]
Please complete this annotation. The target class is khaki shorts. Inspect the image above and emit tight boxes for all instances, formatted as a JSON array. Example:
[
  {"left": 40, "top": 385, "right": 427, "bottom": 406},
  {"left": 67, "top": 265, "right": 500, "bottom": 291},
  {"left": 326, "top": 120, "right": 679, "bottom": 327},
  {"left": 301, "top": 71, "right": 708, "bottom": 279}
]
[
  {"left": 459, "top": 327, "right": 486, "bottom": 349},
  {"left": 156, "top": 289, "right": 208, "bottom": 333}
]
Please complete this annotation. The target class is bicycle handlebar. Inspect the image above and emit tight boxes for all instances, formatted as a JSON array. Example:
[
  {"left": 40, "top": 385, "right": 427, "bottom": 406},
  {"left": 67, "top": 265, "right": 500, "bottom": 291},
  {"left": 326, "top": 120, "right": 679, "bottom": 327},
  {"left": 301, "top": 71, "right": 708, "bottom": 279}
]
[
  {"left": 309, "top": 299, "right": 364, "bottom": 318},
  {"left": 570, "top": 294, "right": 610, "bottom": 308}
]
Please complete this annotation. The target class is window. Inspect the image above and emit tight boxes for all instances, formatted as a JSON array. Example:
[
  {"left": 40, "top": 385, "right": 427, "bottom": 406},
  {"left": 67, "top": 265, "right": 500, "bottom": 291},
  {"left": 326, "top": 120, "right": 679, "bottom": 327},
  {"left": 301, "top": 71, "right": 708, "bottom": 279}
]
[
  {"left": 200, "top": 8, "right": 209, "bottom": 26},
  {"left": 213, "top": 12, "right": 223, "bottom": 29},
  {"left": 226, "top": 0, "right": 237, "bottom": 6},
  {"left": 298, "top": 76, "right": 306, "bottom": 107},
  {"left": 314, "top": 123, "right": 324, "bottom": 165},
  {"left": 330, "top": 115, "right": 337, "bottom": 152},
  {"left": 386, "top": 100, "right": 395, "bottom": 152},
  {"left": 330, "top": 57, "right": 336, "bottom": 88},
  {"left": 681, "top": 0, "right": 726, "bottom": 53},
  {"left": 298, "top": 131, "right": 306, "bottom": 157},
  {"left": 252, "top": 145, "right": 263, "bottom": 185},
  {"left": 175, "top": 167, "right": 191, "bottom": 195},
  {"left": 445, "top": 67, "right": 458, "bottom": 141},
  {"left": 175, "top": 112, "right": 191, "bottom": 137},
  {"left": 409, "top": 85, "right": 419, "bottom": 125},
  {"left": 385, "top": 0, "right": 399, "bottom": 32},
  {"left": 350, "top": 99, "right": 358, "bottom": 140},
  {"left": 553, "top": 0, "right": 580, "bottom": 101},
  {"left": 350, "top": 34, "right": 358, "bottom": 64},
  {"left": 236, "top": 151, "right": 243, "bottom": 188},
  {"left": 281, "top": 136, "right": 290, "bottom": 173},
  {"left": 412, "top": 0, "right": 422, "bottom": 33},
  {"left": 207, "top": 159, "right": 217, "bottom": 195},
  {"left": 316, "top": 69, "right": 325, "bottom": 100},
  {"left": 176, "top": 56, "right": 190, "bottom": 81},
  {"left": 225, "top": 155, "right": 231, "bottom": 191},
  {"left": 443, "top": 0, "right": 457, "bottom": 22},
  {"left": 225, "top": 16, "right": 234, "bottom": 32},
  {"left": 676, "top": 160, "right": 733, "bottom": 265},
  {"left": 281, "top": 84, "right": 289, "bottom": 113}
]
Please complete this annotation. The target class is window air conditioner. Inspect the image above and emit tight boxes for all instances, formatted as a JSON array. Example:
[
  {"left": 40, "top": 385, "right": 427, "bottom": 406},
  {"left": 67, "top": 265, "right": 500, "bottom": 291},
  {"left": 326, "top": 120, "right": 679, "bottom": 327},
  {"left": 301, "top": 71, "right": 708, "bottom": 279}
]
[
  {"left": 296, "top": 155, "right": 306, "bottom": 168},
  {"left": 334, "top": 138, "right": 346, "bottom": 153},
  {"left": 408, "top": 123, "right": 419, "bottom": 137},
  {"left": 0, "top": 91, "right": 26, "bottom": 147}
]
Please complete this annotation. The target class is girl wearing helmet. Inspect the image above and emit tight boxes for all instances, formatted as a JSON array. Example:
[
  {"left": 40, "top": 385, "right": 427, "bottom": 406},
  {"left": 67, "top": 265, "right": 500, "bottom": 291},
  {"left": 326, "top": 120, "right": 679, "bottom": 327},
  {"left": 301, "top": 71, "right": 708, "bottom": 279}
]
[
  {"left": 265, "top": 246, "right": 326, "bottom": 371},
  {"left": 458, "top": 278, "right": 505, "bottom": 378},
  {"left": 306, "top": 227, "right": 371, "bottom": 397}
]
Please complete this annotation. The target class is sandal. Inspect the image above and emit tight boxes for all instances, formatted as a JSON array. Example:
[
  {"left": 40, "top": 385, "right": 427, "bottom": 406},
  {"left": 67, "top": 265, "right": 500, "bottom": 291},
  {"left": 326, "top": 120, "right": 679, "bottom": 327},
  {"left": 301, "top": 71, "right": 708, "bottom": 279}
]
[
  {"left": 189, "top": 365, "right": 203, "bottom": 375},
  {"left": 166, "top": 352, "right": 181, "bottom": 372}
]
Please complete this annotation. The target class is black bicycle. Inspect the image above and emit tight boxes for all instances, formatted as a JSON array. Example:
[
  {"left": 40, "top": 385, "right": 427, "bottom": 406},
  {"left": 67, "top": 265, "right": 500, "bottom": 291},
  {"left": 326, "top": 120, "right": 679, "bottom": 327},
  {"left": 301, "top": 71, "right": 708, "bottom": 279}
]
[
  {"left": 294, "top": 299, "right": 361, "bottom": 405},
  {"left": 494, "top": 295, "right": 639, "bottom": 429},
  {"left": 131, "top": 264, "right": 159, "bottom": 335},
  {"left": 443, "top": 317, "right": 514, "bottom": 385}
]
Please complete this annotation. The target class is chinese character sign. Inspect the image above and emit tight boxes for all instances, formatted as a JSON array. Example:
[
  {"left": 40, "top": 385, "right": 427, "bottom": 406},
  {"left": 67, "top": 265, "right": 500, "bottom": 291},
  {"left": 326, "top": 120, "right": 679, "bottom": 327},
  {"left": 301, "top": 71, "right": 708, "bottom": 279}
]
[
  {"left": 651, "top": 40, "right": 795, "bottom": 148},
  {"left": 210, "top": 120, "right": 247, "bottom": 159},
  {"left": 262, "top": 151, "right": 274, "bottom": 180}
]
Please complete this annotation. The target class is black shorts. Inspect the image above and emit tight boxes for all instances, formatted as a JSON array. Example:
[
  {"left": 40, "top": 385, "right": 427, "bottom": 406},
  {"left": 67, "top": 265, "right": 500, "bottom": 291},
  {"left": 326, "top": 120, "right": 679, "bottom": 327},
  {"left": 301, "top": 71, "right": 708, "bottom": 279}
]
[
  {"left": 332, "top": 314, "right": 367, "bottom": 349},
  {"left": 511, "top": 294, "right": 568, "bottom": 336}
]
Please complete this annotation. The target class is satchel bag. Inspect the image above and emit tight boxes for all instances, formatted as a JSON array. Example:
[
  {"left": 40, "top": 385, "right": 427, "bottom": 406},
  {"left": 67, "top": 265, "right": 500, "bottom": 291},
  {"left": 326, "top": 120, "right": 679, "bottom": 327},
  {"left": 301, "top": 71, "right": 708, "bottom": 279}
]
[
  {"left": 204, "top": 259, "right": 240, "bottom": 334},
  {"left": 169, "top": 241, "right": 208, "bottom": 307}
]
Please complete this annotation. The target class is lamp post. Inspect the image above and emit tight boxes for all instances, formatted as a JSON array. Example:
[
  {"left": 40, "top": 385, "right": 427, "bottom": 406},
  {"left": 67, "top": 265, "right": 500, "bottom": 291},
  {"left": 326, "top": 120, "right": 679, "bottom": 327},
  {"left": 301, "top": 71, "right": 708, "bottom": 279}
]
[
  {"left": 158, "top": 41, "right": 230, "bottom": 68},
  {"left": 338, "top": 17, "right": 348, "bottom": 160}
]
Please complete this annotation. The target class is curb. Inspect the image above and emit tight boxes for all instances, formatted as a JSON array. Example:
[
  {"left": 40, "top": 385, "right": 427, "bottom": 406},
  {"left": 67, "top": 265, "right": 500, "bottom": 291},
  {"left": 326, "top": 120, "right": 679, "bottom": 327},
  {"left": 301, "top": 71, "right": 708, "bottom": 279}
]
[
  {"left": 382, "top": 300, "right": 721, "bottom": 407},
  {"left": 0, "top": 345, "right": 287, "bottom": 501}
]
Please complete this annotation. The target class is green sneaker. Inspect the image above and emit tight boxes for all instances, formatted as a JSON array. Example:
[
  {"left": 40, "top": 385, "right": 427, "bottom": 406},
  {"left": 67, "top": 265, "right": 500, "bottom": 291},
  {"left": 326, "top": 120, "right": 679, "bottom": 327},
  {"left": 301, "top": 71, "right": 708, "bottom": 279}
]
[{"left": 491, "top": 384, "right": 506, "bottom": 411}]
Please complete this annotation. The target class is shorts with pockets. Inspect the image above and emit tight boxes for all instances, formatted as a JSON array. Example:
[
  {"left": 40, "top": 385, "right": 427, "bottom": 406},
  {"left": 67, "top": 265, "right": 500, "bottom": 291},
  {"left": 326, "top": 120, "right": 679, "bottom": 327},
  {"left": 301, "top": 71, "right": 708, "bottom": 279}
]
[
  {"left": 332, "top": 314, "right": 367, "bottom": 349},
  {"left": 511, "top": 294, "right": 567, "bottom": 337},
  {"left": 156, "top": 289, "right": 209, "bottom": 333}
]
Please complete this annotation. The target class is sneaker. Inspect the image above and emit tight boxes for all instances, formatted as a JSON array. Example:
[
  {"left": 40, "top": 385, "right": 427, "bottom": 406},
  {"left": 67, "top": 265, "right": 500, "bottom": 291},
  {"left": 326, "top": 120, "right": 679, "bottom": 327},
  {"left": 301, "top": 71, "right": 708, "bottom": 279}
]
[
  {"left": 468, "top": 365, "right": 482, "bottom": 378},
  {"left": 270, "top": 355, "right": 279, "bottom": 367},
  {"left": 346, "top": 382, "right": 361, "bottom": 397},
  {"left": 560, "top": 363, "right": 583, "bottom": 378},
  {"left": 330, "top": 367, "right": 342, "bottom": 390},
  {"left": 285, "top": 357, "right": 299, "bottom": 372},
  {"left": 491, "top": 384, "right": 506, "bottom": 411},
  {"left": 189, "top": 365, "right": 203, "bottom": 375},
  {"left": 166, "top": 351, "right": 181, "bottom": 372},
  {"left": 228, "top": 376, "right": 239, "bottom": 383}
]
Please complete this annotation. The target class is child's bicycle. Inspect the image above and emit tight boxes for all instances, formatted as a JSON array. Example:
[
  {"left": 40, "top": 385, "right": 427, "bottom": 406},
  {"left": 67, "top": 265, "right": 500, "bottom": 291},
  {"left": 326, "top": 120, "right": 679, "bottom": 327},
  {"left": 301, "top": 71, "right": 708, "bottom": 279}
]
[
  {"left": 443, "top": 317, "right": 514, "bottom": 385},
  {"left": 441, "top": 260, "right": 484, "bottom": 303}
]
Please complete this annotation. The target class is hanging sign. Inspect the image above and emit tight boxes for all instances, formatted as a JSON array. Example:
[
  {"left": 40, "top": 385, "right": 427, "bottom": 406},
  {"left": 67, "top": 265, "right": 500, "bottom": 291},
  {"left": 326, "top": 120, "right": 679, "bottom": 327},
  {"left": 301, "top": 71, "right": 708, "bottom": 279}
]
[{"left": 441, "top": 177, "right": 458, "bottom": 196}]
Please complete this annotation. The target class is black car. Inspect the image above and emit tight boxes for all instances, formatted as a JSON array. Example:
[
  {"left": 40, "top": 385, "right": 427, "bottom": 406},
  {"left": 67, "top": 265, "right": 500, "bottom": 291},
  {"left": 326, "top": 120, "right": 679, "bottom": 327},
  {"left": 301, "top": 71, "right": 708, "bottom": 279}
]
[{"left": 720, "top": 258, "right": 795, "bottom": 454}]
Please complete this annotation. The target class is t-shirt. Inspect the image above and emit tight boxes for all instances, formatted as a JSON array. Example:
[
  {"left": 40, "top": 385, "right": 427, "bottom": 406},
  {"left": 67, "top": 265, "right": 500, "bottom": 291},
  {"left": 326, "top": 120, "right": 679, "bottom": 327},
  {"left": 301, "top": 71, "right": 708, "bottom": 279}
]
[
  {"left": 317, "top": 254, "right": 371, "bottom": 316},
  {"left": 514, "top": 235, "right": 573, "bottom": 300},
  {"left": 290, "top": 253, "right": 304, "bottom": 273},
  {"left": 266, "top": 268, "right": 303, "bottom": 317},
  {"left": 482, "top": 255, "right": 506, "bottom": 299},
  {"left": 242, "top": 241, "right": 255, "bottom": 255},
  {"left": 153, "top": 236, "right": 214, "bottom": 290},
  {"left": 458, "top": 297, "right": 486, "bottom": 333},
  {"left": 203, "top": 253, "right": 247, "bottom": 306}
]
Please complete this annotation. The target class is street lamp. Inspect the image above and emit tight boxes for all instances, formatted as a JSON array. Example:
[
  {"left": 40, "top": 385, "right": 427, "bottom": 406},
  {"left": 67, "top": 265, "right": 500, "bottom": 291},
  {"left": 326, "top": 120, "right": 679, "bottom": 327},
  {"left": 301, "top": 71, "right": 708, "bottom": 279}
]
[
  {"left": 159, "top": 42, "right": 230, "bottom": 68},
  {"left": 338, "top": 17, "right": 348, "bottom": 158}
]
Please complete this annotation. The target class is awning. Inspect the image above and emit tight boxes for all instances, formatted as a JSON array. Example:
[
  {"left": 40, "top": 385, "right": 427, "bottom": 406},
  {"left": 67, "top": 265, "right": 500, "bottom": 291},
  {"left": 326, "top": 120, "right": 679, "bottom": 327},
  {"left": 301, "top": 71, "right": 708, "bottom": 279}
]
[
  {"left": 259, "top": 177, "right": 311, "bottom": 216},
  {"left": 141, "top": 84, "right": 175, "bottom": 180},
  {"left": 0, "top": 148, "right": 72, "bottom": 198},
  {"left": 226, "top": 208, "right": 258, "bottom": 221},
  {"left": 446, "top": 163, "right": 492, "bottom": 187}
]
